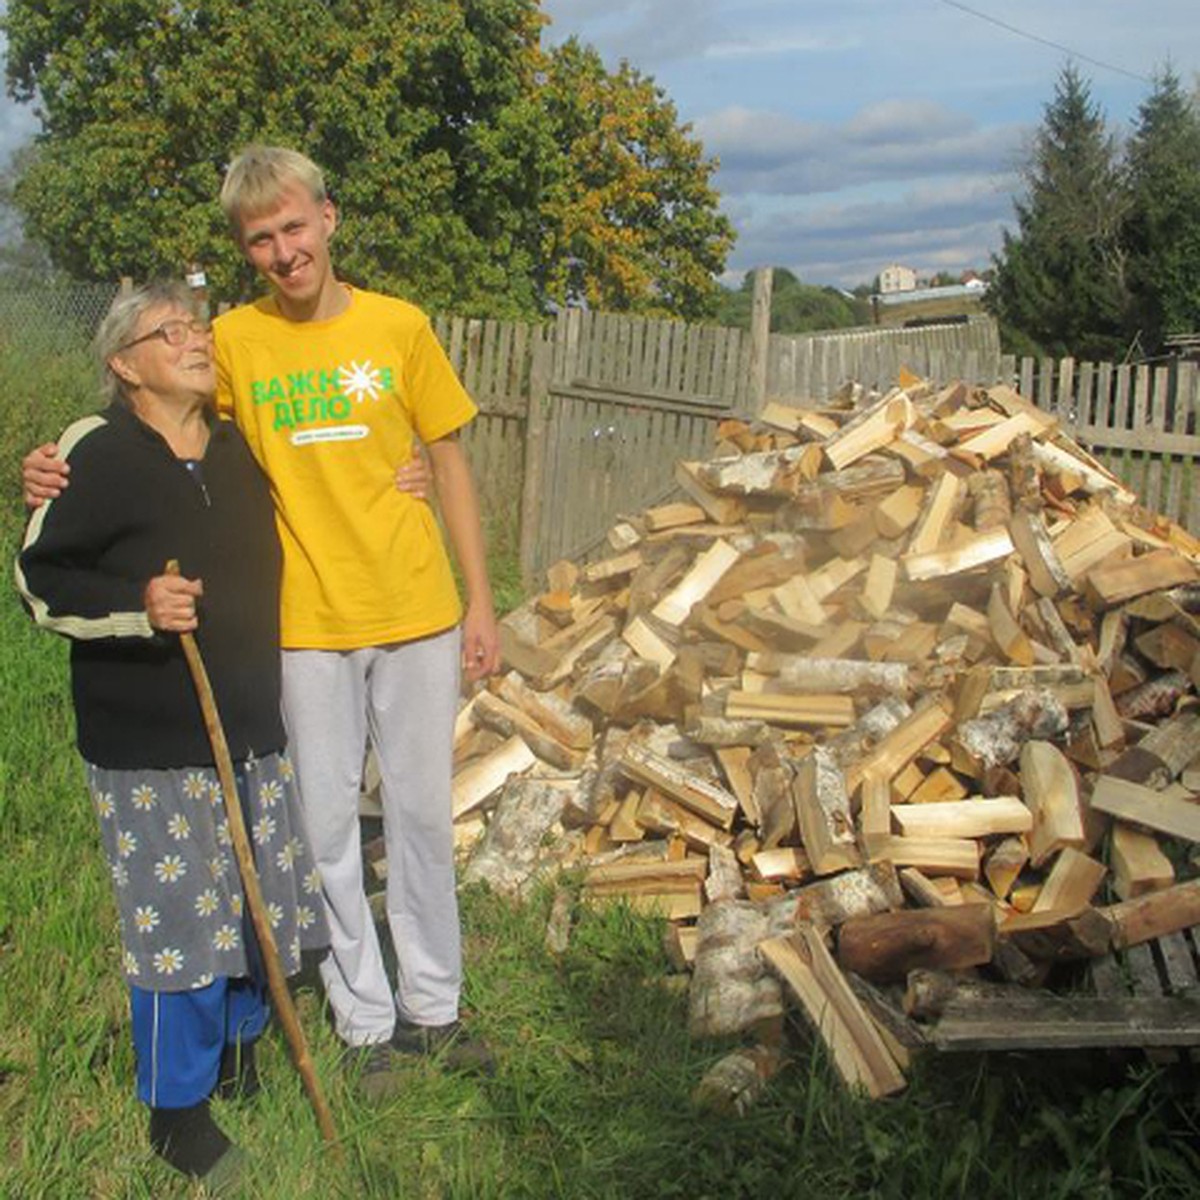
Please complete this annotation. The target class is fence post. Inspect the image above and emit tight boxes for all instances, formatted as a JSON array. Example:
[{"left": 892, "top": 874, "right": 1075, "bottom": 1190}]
[
  {"left": 518, "top": 327, "right": 552, "bottom": 591},
  {"left": 747, "top": 267, "right": 773, "bottom": 415}
]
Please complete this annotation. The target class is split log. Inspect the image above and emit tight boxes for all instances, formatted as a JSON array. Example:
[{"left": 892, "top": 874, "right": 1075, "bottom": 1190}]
[
  {"left": 983, "top": 836, "right": 1029, "bottom": 900},
  {"left": 836, "top": 905, "right": 996, "bottom": 982},
  {"left": 821, "top": 388, "right": 914, "bottom": 471},
  {"left": 890, "top": 796, "right": 1032, "bottom": 840},
  {"left": 495, "top": 672, "right": 593, "bottom": 750},
  {"left": 619, "top": 742, "right": 739, "bottom": 830},
  {"left": 1088, "top": 774, "right": 1200, "bottom": 843},
  {"left": 471, "top": 690, "right": 585, "bottom": 771},
  {"left": 1105, "top": 711, "right": 1200, "bottom": 789},
  {"left": 760, "top": 929, "right": 907, "bottom": 1097},
  {"left": 953, "top": 690, "right": 1069, "bottom": 775},
  {"left": 451, "top": 736, "right": 539, "bottom": 819},
  {"left": 461, "top": 778, "right": 570, "bottom": 895},
  {"left": 792, "top": 747, "right": 862, "bottom": 876},
  {"left": 999, "top": 907, "right": 1112, "bottom": 962},
  {"left": 692, "top": 1044, "right": 786, "bottom": 1117},
  {"left": 688, "top": 900, "right": 787, "bottom": 1038},
  {"left": 1019, "top": 740, "right": 1086, "bottom": 866},
  {"left": 652, "top": 539, "right": 741, "bottom": 626},
  {"left": 747, "top": 653, "right": 909, "bottom": 696},
  {"left": 789, "top": 862, "right": 904, "bottom": 928},
  {"left": 1030, "top": 847, "right": 1107, "bottom": 913},
  {"left": 1110, "top": 824, "right": 1174, "bottom": 901}
]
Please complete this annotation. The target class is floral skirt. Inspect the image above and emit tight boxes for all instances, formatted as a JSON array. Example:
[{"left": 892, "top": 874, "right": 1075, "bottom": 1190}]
[{"left": 85, "top": 750, "right": 329, "bottom": 992}]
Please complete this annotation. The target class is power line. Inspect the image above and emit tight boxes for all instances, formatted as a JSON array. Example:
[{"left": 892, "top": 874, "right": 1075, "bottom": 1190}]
[{"left": 936, "top": 0, "right": 1154, "bottom": 85}]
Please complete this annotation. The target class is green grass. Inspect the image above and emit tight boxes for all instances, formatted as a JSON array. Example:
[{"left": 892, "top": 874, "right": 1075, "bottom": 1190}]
[{"left": 4, "top": 335, "right": 1200, "bottom": 1197}]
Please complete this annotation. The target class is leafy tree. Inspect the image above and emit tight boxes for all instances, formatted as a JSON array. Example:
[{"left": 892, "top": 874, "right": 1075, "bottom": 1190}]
[
  {"left": 988, "top": 65, "right": 1130, "bottom": 359},
  {"left": 1124, "top": 69, "right": 1200, "bottom": 349},
  {"left": 1, "top": 1, "right": 731, "bottom": 317},
  {"left": 715, "top": 268, "right": 866, "bottom": 333},
  {"left": 537, "top": 38, "right": 733, "bottom": 318}
]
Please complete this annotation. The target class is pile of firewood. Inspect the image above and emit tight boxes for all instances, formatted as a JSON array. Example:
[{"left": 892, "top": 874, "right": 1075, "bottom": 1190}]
[{"left": 379, "top": 374, "right": 1200, "bottom": 1108}]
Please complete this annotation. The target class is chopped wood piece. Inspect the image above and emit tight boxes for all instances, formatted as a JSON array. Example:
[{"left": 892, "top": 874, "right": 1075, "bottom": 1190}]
[
  {"left": 636, "top": 789, "right": 734, "bottom": 853},
  {"left": 1085, "top": 549, "right": 1199, "bottom": 609},
  {"left": 622, "top": 615, "right": 676, "bottom": 669},
  {"left": 1031, "top": 847, "right": 1107, "bottom": 913},
  {"left": 581, "top": 549, "right": 643, "bottom": 584},
  {"left": 987, "top": 584, "right": 1033, "bottom": 666},
  {"left": 652, "top": 539, "right": 741, "bottom": 627},
  {"left": 1089, "top": 774, "right": 1200, "bottom": 843},
  {"left": 793, "top": 747, "right": 862, "bottom": 876},
  {"left": 907, "top": 472, "right": 963, "bottom": 556},
  {"left": 1110, "top": 824, "right": 1174, "bottom": 901},
  {"left": 904, "top": 527, "right": 1014, "bottom": 581},
  {"left": 1019, "top": 740, "right": 1086, "bottom": 866},
  {"left": 750, "top": 847, "right": 811, "bottom": 883},
  {"left": 726, "top": 691, "right": 856, "bottom": 728},
  {"left": 984, "top": 836, "right": 1029, "bottom": 900},
  {"left": 954, "top": 690, "right": 1069, "bottom": 776},
  {"left": 789, "top": 863, "right": 904, "bottom": 926},
  {"left": 761, "top": 930, "right": 907, "bottom": 1097},
  {"left": 821, "top": 389, "right": 914, "bottom": 472},
  {"left": 748, "top": 654, "right": 909, "bottom": 695},
  {"left": 643, "top": 501, "right": 708, "bottom": 531},
  {"left": 675, "top": 460, "right": 748, "bottom": 525},
  {"left": 846, "top": 699, "right": 954, "bottom": 796},
  {"left": 620, "top": 742, "right": 739, "bottom": 830},
  {"left": 1101, "top": 879, "right": 1200, "bottom": 949},
  {"left": 999, "top": 907, "right": 1112, "bottom": 962},
  {"left": 876, "top": 835, "right": 980, "bottom": 880},
  {"left": 451, "top": 735, "right": 539, "bottom": 819},
  {"left": 860, "top": 554, "right": 898, "bottom": 620},
  {"left": 471, "top": 690, "right": 585, "bottom": 770},
  {"left": 1052, "top": 505, "right": 1131, "bottom": 583},
  {"left": 969, "top": 468, "right": 1013, "bottom": 531},
  {"left": 836, "top": 905, "right": 996, "bottom": 982},
  {"left": 859, "top": 772, "right": 891, "bottom": 859},
  {"left": 874, "top": 483, "right": 925, "bottom": 539},
  {"left": 495, "top": 672, "right": 593, "bottom": 750},
  {"left": 891, "top": 796, "right": 1033, "bottom": 840}
]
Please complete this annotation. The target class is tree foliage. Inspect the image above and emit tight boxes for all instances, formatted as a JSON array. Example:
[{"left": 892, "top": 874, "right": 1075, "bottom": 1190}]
[
  {"left": 990, "top": 65, "right": 1200, "bottom": 359},
  {"left": 1124, "top": 69, "right": 1200, "bottom": 348},
  {"left": 1, "top": 1, "right": 732, "bottom": 317},
  {"left": 987, "top": 66, "right": 1129, "bottom": 360},
  {"left": 715, "top": 268, "right": 867, "bottom": 334}
]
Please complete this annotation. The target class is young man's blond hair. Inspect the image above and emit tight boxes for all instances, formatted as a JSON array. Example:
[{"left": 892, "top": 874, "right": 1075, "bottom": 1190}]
[{"left": 218, "top": 145, "right": 327, "bottom": 228}]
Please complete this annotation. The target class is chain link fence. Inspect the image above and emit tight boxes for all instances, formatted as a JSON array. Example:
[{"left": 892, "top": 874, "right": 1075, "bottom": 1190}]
[{"left": 0, "top": 279, "right": 121, "bottom": 350}]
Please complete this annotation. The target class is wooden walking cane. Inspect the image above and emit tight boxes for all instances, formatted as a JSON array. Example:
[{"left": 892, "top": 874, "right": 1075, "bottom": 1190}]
[{"left": 165, "top": 561, "right": 339, "bottom": 1150}]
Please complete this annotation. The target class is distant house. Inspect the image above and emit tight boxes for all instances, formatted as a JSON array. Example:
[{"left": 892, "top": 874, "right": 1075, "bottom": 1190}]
[
  {"left": 879, "top": 264, "right": 918, "bottom": 294},
  {"left": 871, "top": 282, "right": 991, "bottom": 329}
]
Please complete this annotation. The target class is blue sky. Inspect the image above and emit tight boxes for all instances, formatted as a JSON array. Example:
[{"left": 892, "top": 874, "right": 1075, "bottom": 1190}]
[
  {"left": 542, "top": 0, "right": 1199, "bottom": 288},
  {"left": 2, "top": 2, "right": 1197, "bottom": 289}
]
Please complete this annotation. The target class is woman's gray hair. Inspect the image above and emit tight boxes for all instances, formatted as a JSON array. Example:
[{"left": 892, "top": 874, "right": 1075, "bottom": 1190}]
[{"left": 94, "top": 280, "right": 203, "bottom": 406}]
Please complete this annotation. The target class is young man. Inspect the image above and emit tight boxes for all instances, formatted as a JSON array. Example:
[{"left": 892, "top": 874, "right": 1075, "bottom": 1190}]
[{"left": 25, "top": 146, "right": 502, "bottom": 1088}]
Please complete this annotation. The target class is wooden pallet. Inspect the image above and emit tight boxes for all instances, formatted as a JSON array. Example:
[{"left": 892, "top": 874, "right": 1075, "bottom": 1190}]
[{"left": 921, "top": 930, "right": 1200, "bottom": 1053}]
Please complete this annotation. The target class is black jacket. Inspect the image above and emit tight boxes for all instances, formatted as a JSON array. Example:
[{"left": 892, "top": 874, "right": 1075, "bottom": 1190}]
[{"left": 17, "top": 403, "right": 286, "bottom": 768}]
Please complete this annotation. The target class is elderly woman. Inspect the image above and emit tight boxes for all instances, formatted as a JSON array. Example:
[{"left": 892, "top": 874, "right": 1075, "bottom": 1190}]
[{"left": 16, "top": 281, "right": 328, "bottom": 1189}]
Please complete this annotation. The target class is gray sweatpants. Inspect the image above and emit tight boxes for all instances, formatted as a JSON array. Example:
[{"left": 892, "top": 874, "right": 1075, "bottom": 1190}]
[{"left": 281, "top": 628, "right": 462, "bottom": 1046}]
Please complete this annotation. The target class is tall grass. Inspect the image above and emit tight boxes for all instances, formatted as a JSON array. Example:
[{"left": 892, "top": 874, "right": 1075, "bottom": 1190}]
[{"left": 3, "top": 332, "right": 1199, "bottom": 1197}]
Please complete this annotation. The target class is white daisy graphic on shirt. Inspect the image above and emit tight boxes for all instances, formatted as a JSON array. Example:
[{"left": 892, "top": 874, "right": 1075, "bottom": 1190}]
[
  {"left": 123, "top": 950, "right": 140, "bottom": 976},
  {"left": 154, "top": 854, "right": 187, "bottom": 884},
  {"left": 216, "top": 820, "right": 232, "bottom": 847},
  {"left": 279, "top": 756, "right": 295, "bottom": 782},
  {"left": 116, "top": 830, "right": 138, "bottom": 859},
  {"left": 195, "top": 973, "right": 214, "bottom": 988},
  {"left": 93, "top": 790, "right": 114, "bottom": 819},
  {"left": 183, "top": 771, "right": 209, "bottom": 801},
  {"left": 259, "top": 779, "right": 283, "bottom": 809},
  {"left": 195, "top": 889, "right": 220, "bottom": 917},
  {"left": 209, "top": 853, "right": 229, "bottom": 880},
  {"left": 166, "top": 813, "right": 191, "bottom": 841},
  {"left": 253, "top": 814, "right": 277, "bottom": 845},
  {"left": 266, "top": 902, "right": 284, "bottom": 929},
  {"left": 208, "top": 780, "right": 224, "bottom": 808},
  {"left": 296, "top": 905, "right": 316, "bottom": 930},
  {"left": 130, "top": 784, "right": 157, "bottom": 811},
  {"left": 213, "top": 925, "right": 240, "bottom": 952},
  {"left": 111, "top": 862, "right": 129, "bottom": 888},
  {"left": 154, "top": 948, "right": 184, "bottom": 976},
  {"left": 133, "top": 905, "right": 160, "bottom": 933},
  {"left": 339, "top": 359, "right": 384, "bottom": 403},
  {"left": 302, "top": 867, "right": 322, "bottom": 895}
]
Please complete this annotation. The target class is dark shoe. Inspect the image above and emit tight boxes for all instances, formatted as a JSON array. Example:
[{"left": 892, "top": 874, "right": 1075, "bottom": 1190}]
[
  {"left": 391, "top": 1018, "right": 496, "bottom": 1075},
  {"left": 354, "top": 1040, "right": 407, "bottom": 1102},
  {"left": 149, "top": 1099, "right": 245, "bottom": 1191},
  {"left": 216, "top": 1038, "right": 261, "bottom": 1101}
]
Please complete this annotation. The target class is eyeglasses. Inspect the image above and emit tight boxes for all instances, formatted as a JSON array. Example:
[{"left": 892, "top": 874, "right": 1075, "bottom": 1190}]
[{"left": 117, "top": 318, "right": 211, "bottom": 352}]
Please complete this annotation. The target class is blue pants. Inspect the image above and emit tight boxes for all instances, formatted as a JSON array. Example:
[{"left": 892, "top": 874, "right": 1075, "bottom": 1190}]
[{"left": 130, "top": 977, "right": 267, "bottom": 1108}]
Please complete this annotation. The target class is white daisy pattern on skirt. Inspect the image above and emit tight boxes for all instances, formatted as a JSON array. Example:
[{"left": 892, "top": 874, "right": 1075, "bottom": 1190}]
[
  {"left": 87, "top": 753, "right": 327, "bottom": 990},
  {"left": 154, "top": 948, "right": 184, "bottom": 976}
]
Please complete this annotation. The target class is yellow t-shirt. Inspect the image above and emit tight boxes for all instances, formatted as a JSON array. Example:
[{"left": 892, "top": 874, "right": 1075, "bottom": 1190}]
[{"left": 213, "top": 287, "right": 476, "bottom": 650}]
